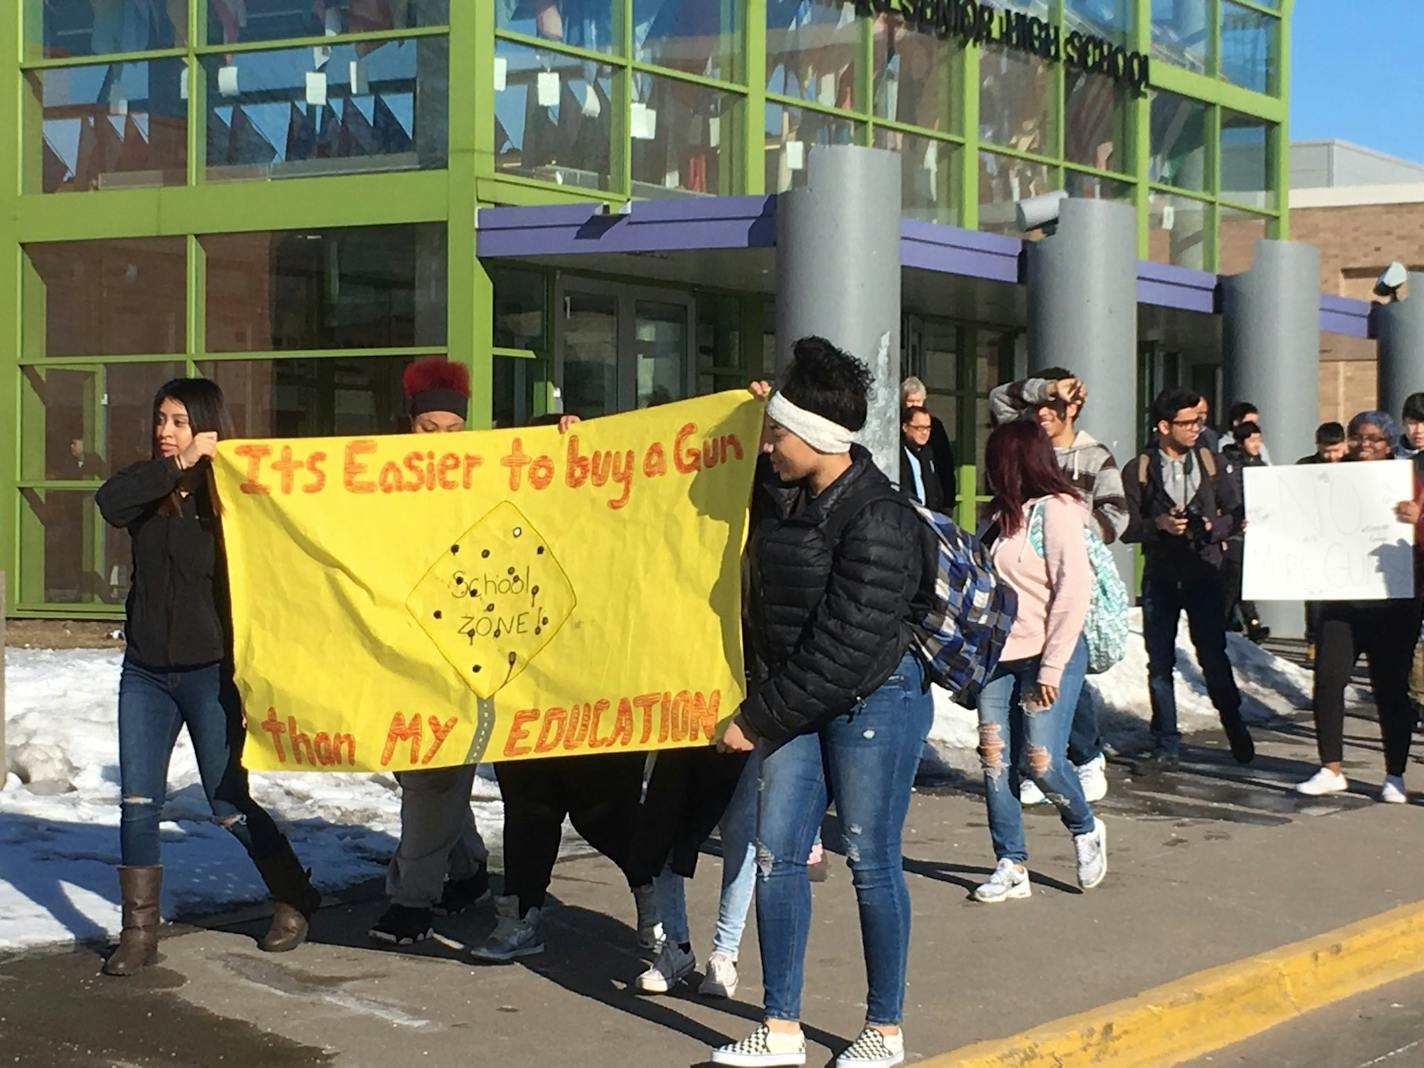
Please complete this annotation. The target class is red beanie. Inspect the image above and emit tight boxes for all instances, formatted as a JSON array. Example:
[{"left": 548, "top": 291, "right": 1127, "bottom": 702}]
[{"left": 403, "top": 358, "right": 470, "bottom": 420}]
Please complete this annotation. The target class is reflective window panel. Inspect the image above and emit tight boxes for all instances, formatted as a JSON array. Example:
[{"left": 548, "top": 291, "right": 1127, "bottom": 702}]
[
  {"left": 203, "top": 224, "right": 448, "bottom": 352},
  {"left": 766, "top": 0, "right": 862, "bottom": 110},
  {"left": 493, "top": 40, "right": 614, "bottom": 191},
  {"left": 1149, "top": 90, "right": 1209, "bottom": 191},
  {"left": 874, "top": 128, "right": 960, "bottom": 226},
  {"left": 764, "top": 101, "right": 861, "bottom": 193},
  {"left": 980, "top": 47, "right": 1053, "bottom": 155},
  {"left": 978, "top": 152, "right": 1055, "bottom": 235},
  {"left": 496, "top": 0, "right": 618, "bottom": 54},
  {"left": 634, "top": 0, "right": 740, "bottom": 83},
  {"left": 1147, "top": 192, "right": 1210, "bottom": 271},
  {"left": 32, "top": 58, "right": 187, "bottom": 193},
  {"left": 1221, "top": 110, "right": 1273, "bottom": 209},
  {"left": 197, "top": 356, "right": 413, "bottom": 436},
  {"left": 208, "top": 0, "right": 449, "bottom": 48},
  {"left": 492, "top": 267, "right": 547, "bottom": 353},
  {"left": 1064, "top": 0, "right": 1133, "bottom": 47},
  {"left": 1218, "top": 205, "right": 1271, "bottom": 275},
  {"left": 630, "top": 72, "right": 740, "bottom": 197},
  {"left": 1151, "top": 0, "right": 1208, "bottom": 75},
  {"left": 202, "top": 37, "right": 448, "bottom": 181},
  {"left": 24, "top": 238, "right": 186, "bottom": 357},
  {"left": 872, "top": 12, "right": 960, "bottom": 134},
  {"left": 31, "top": 0, "right": 187, "bottom": 61},
  {"left": 1064, "top": 69, "right": 1130, "bottom": 172},
  {"left": 1220, "top": 2, "right": 1276, "bottom": 95}
]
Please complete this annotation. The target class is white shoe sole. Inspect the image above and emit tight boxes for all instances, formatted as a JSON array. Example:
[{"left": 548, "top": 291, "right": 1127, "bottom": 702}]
[
  {"left": 1078, "top": 819, "right": 1108, "bottom": 890},
  {"left": 1380, "top": 790, "right": 1408, "bottom": 804},
  {"left": 836, "top": 1050, "right": 905, "bottom": 1068},
  {"left": 972, "top": 880, "right": 1032, "bottom": 904},
  {"left": 636, "top": 964, "right": 695, "bottom": 994},
  {"left": 710, "top": 1049, "right": 806, "bottom": 1067},
  {"left": 1296, "top": 778, "right": 1348, "bottom": 796},
  {"left": 471, "top": 941, "right": 545, "bottom": 963},
  {"left": 699, "top": 977, "right": 739, "bottom": 998},
  {"left": 1078, "top": 776, "right": 1109, "bottom": 804}
]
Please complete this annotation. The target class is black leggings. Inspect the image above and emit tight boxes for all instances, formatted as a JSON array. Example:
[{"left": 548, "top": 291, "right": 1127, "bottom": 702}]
[
  {"left": 494, "top": 752, "right": 647, "bottom": 915},
  {"left": 1313, "top": 601, "right": 1421, "bottom": 776}
]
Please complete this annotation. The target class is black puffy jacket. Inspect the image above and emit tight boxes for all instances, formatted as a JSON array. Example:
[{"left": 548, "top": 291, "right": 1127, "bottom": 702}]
[{"left": 740, "top": 446, "right": 931, "bottom": 744}]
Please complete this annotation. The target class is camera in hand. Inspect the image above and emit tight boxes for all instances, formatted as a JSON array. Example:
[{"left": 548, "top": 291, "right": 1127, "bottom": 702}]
[{"left": 1175, "top": 506, "right": 1211, "bottom": 545}]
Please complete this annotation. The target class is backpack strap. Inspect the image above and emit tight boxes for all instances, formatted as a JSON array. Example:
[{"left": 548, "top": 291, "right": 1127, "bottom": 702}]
[
  {"left": 1198, "top": 447, "right": 1216, "bottom": 478},
  {"left": 1137, "top": 453, "right": 1151, "bottom": 487}
]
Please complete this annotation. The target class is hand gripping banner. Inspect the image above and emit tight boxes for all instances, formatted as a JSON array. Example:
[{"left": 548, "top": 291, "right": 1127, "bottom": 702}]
[{"left": 212, "top": 392, "right": 761, "bottom": 773}]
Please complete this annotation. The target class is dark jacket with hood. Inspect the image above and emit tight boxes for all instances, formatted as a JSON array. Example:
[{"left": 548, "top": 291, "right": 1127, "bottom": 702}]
[
  {"left": 1122, "top": 442, "right": 1240, "bottom": 576},
  {"left": 96, "top": 458, "right": 230, "bottom": 670},
  {"left": 740, "top": 446, "right": 931, "bottom": 744}
]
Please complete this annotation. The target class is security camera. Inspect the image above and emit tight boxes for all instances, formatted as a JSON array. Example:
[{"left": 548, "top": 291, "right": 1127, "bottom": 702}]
[
  {"left": 1375, "top": 261, "right": 1408, "bottom": 300},
  {"left": 1015, "top": 190, "right": 1069, "bottom": 235}
]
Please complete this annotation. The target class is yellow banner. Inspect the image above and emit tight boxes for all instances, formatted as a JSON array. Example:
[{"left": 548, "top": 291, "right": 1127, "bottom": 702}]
[{"left": 213, "top": 392, "right": 760, "bottom": 773}]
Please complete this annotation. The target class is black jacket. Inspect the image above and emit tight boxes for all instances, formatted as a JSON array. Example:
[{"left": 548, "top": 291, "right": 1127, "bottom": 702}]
[
  {"left": 926, "top": 414, "right": 958, "bottom": 512},
  {"left": 96, "top": 459, "right": 230, "bottom": 670},
  {"left": 740, "top": 447, "right": 931, "bottom": 744},
  {"left": 1123, "top": 443, "right": 1240, "bottom": 575},
  {"left": 899, "top": 439, "right": 945, "bottom": 512}
]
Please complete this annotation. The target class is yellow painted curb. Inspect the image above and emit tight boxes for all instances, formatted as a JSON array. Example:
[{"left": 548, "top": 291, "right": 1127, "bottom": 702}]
[{"left": 922, "top": 898, "right": 1424, "bottom": 1067}]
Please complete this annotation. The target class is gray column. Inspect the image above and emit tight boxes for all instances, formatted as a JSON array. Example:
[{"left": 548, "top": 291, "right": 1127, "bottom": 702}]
[
  {"left": 776, "top": 145, "right": 902, "bottom": 480},
  {"left": 1222, "top": 238, "right": 1322, "bottom": 638},
  {"left": 1026, "top": 198, "right": 1138, "bottom": 584},
  {"left": 1376, "top": 273, "right": 1424, "bottom": 422}
]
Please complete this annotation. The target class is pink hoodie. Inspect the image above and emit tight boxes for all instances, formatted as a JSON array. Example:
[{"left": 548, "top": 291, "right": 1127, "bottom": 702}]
[{"left": 990, "top": 493, "right": 1092, "bottom": 687}]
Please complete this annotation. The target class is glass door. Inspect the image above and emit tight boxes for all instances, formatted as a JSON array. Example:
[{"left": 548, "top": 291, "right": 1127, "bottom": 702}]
[{"left": 557, "top": 287, "right": 620, "bottom": 418}]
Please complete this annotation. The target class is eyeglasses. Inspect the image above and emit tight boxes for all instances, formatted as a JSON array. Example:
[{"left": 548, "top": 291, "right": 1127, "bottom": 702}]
[
  {"left": 906, "top": 423, "right": 932, "bottom": 432},
  {"left": 1348, "top": 434, "right": 1388, "bottom": 445},
  {"left": 1170, "top": 417, "right": 1206, "bottom": 429}
]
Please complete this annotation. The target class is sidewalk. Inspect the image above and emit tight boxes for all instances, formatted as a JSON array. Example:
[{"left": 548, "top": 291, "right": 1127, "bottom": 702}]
[{"left": 2, "top": 704, "right": 1421, "bottom": 1067}]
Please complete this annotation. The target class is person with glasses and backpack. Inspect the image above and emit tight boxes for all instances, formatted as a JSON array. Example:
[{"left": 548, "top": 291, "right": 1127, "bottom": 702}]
[{"left": 1123, "top": 388, "right": 1255, "bottom": 773}]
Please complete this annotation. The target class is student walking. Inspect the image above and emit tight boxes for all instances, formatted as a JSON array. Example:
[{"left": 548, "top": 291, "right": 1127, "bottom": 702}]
[
  {"left": 710, "top": 337, "right": 934, "bottom": 1068},
  {"left": 970, "top": 420, "right": 1106, "bottom": 905},
  {"left": 1297, "top": 411, "right": 1422, "bottom": 803},
  {"left": 1123, "top": 388, "right": 1255, "bottom": 770},
  {"left": 96, "top": 378, "right": 320, "bottom": 976}
]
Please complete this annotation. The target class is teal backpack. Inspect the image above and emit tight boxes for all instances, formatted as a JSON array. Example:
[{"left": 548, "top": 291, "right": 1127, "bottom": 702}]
[{"left": 1027, "top": 499, "right": 1130, "bottom": 675}]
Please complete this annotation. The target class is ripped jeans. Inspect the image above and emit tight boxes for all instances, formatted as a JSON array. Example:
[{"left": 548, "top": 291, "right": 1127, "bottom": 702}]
[
  {"left": 754, "top": 652, "right": 933, "bottom": 1025},
  {"left": 977, "top": 639, "right": 1093, "bottom": 864},
  {"left": 118, "top": 658, "right": 286, "bottom": 867}
]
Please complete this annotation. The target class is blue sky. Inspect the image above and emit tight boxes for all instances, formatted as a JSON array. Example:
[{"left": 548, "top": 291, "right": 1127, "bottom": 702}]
[{"left": 1292, "top": 3, "right": 1424, "bottom": 163}]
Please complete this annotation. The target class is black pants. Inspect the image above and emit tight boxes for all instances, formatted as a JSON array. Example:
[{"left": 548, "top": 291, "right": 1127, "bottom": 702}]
[
  {"left": 1221, "top": 543, "right": 1260, "bottom": 632},
  {"left": 1305, "top": 602, "right": 1324, "bottom": 646},
  {"left": 494, "top": 752, "right": 647, "bottom": 915},
  {"left": 1313, "top": 601, "right": 1421, "bottom": 776}
]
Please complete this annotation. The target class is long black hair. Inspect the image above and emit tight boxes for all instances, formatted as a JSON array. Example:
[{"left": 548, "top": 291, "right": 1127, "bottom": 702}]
[{"left": 151, "top": 378, "right": 230, "bottom": 515}]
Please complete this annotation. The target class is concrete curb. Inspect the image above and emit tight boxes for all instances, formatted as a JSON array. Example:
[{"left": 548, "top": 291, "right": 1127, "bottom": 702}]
[{"left": 922, "top": 898, "right": 1424, "bottom": 1067}]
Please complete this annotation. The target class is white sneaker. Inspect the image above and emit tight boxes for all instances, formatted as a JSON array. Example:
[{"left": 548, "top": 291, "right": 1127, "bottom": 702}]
[
  {"left": 471, "top": 896, "right": 543, "bottom": 962},
  {"left": 1381, "top": 775, "right": 1408, "bottom": 804},
  {"left": 1076, "top": 755, "right": 1109, "bottom": 803},
  {"left": 699, "top": 951, "right": 740, "bottom": 998},
  {"left": 836, "top": 1027, "right": 906, "bottom": 1068},
  {"left": 1074, "top": 817, "right": 1107, "bottom": 890},
  {"left": 1018, "top": 779, "right": 1047, "bottom": 806},
  {"left": 632, "top": 883, "right": 665, "bottom": 950},
  {"left": 635, "top": 941, "right": 696, "bottom": 994},
  {"left": 1296, "top": 768, "right": 1349, "bottom": 796},
  {"left": 710, "top": 1024, "right": 807, "bottom": 1067},
  {"left": 973, "top": 858, "right": 1031, "bottom": 903}
]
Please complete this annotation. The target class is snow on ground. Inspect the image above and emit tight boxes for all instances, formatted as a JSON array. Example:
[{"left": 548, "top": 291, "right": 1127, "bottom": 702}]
[{"left": 1, "top": 619, "right": 1352, "bottom": 953}]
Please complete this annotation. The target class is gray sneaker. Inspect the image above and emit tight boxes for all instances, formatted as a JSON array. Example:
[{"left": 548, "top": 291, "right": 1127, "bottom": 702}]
[
  {"left": 471, "top": 895, "right": 543, "bottom": 962},
  {"left": 1074, "top": 817, "right": 1108, "bottom": 890},
  {"left": 972, "top": 858, "right": 1031, "bottom": 903}
]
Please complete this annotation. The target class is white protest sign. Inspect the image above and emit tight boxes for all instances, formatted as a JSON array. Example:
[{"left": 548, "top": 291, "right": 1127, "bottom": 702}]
[{"left": 1243, "top": 462, "right": 1415, "bottom": 601}]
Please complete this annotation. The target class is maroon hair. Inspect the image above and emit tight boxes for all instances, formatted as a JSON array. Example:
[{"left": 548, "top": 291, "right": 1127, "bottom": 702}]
[{"left": 985, "top": 420, "right": 1081, "bottom": 536}]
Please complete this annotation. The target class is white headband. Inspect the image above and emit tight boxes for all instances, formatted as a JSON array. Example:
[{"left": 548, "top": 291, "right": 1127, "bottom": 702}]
[{"left": 766, "top": 392, "right": 856, "bottom": 455}]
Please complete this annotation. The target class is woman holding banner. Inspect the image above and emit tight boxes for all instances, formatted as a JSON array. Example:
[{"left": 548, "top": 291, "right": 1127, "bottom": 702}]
[
  {"left": 710, "top": 337, "right": 934, "bottom": 1068},
  {"left": 1297, "top": 411, "right": 1423, "bottom": 802},
  {"left": 95, "top": 379, "right": 320, "bottom": 977}
]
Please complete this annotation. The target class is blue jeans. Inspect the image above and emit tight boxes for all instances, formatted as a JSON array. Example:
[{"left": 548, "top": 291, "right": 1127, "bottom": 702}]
[
  {"left": 978, "top": 640, "right": 1094, "bottom": 863},
  {"left": 653, "top": 746, "right": 759, "bottom": 956},
  {"left": 1141, "top": 569, "right": 1243, "bottom": 757},
  {"left": 1066, "top": 693, "right": 1101, "bottom": 767},
  {"left": 755, "top": 652, "right": 933, "bottom": 1026},
  {"left": 118, "top": 658, "right": 286, "bottom": 867}
]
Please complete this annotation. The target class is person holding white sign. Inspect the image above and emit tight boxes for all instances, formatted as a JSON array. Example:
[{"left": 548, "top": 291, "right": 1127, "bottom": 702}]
[{"left": 1298, "top": 411, "right": 1423, "bottom": 803}]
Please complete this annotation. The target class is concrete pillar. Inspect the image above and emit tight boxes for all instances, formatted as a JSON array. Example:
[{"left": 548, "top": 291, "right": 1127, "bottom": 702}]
[
  {"left": 1026, "top": 197, "right": 1138, "bottom": 584},
  {"left": 776, "top": 145, "right": 902, "bottom": 480},
  {"left": 1376, "top": 273, "right": 1424, "bottom": 422},
  {"left": 1222, "top": 238, "right": 1322, "bottom": 639}
]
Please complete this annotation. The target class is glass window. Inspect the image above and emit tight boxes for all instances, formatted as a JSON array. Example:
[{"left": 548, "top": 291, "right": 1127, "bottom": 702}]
[
  {"left": 203, "top": 224, "right": 448, "bottom": 352},
  {"left": 197, "top": 356, "right": 414, "bottom": 436},
  {"left": 1063, "top": 169, "right": 1133, "bottom": 202},
  {"left": 561, "top": 290, "right": 619, "bottom": 419},
  {"left": 1149, "top": 90, "right": 1208, "bottom": 190},
  {"left": 1221, "top": 110, "right": 1273, "bottom": 209},
  {"left": 872, "top": 13, "right": 960, "bottom": 134},
  {"left": 1064, "top": 70, "right": 1130, "bottom": 172},
  {"left": 496, "top": 0, "right": 618, "bottom": 54},
  {"left": 493, "top": 355, "right": 541, "bottom": 428},
  {"left": 634, "top": 0, "right": 740, "bottom": 84},
  {"left": 493, "top": 40, "right": 614, "bottom": 191},
  {"left": 1147, "top": 192, "right": 1209, "bottom": 270},
  {"left": 18, "top": 488, "right": 122, "bottom": 605},
  {"left": 764, "top": 102, "right": 861, "bottom": 193},
  {"left": 1220, "top": 2, "right": 1276, "bottom": 95},
  {"left": 1151, "top": 0, "right": 1208, "bottom": 75},
  {"left": 25, "top": 238, "right": 186, "bottom": 357},
  {"left": 630, "top": 73, "right": 740, "bottom": 197},
  {"left": 1064, "top": 0, "right": 1133, "bottom": 47},
  {"left": 634, "top": 301, "right": 689, "bottom": 408},
  {"left": 492, "top": 268, "right": 547, "bottom": 352},
  {"left": 1218, "top": 205, "right": 1270, "bottom": 275},
  {"left": 32, "top": 58, "right": 187, "bottom": 194},
  {"left": 979, "top": 49, "right": 1053, "bottom": 154},
  {"left": 766, "top": 0, "right": 861, "bottom": 110},
  {"left": 202, "top": 37, "right": 448, "bottom": 181},
  {"left": 874, "top": 129, "right": 959, "bottom": 226},
  {"left": 979, "top": 152, "right": 1054, "bottom": 234},
  {"left": 31, "top": 0, "right": 188, "bottom": 61},
  {"left": 207, "top": 0, "right": 449, "bottom": 48}
]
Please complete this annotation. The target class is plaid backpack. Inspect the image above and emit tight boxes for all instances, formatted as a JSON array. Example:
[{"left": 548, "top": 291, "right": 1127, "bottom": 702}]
[{"left": 823, "top": 486, "right": 1017, "bottom": 706}]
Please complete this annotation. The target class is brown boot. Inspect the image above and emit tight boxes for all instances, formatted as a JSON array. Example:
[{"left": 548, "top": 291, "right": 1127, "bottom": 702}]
[
  {"left": 254, "top": 842, "right": 321, "bottom": 953},
  {"left": 102, "top": 865, "right": 162, "bottom": 976}
]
